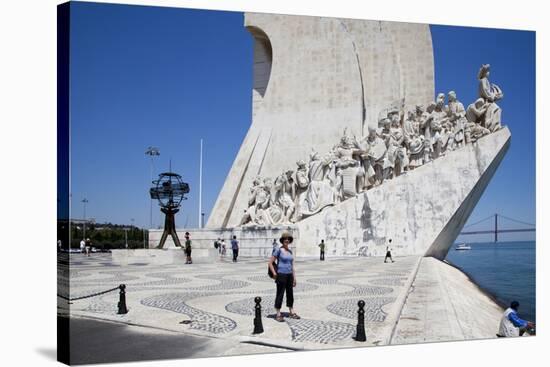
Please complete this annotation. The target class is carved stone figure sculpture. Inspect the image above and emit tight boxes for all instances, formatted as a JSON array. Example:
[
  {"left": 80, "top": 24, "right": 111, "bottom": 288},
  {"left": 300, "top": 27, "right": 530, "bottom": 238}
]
[
  {"left": 408, "top": 134, "right": 425, "bottom": 169},
  {"left": 384, "top": 111, "right": 409, "bottom": 178},
  {"left": 431, "top": 93, "right": 451, "bottom": 158},
  {"left": 239, "top": 177, "right": 264, "bottom": 225},
  {"left": 446, "top": 91, "right": 467, "bottom": 149},
  {"left": 478, "top": 64, "right": 504, "bottom": 132},
  {"left": 274, "top": 170, "right": 296, "bottom": 223},
  {"left": 294, "top": 160, "right": 310, "bottom": 221},
  {"left": 466, "top": 98, "right": 491, "bottom": 143},
  {"left": 403, "top": 110, "right": 419, "bottom": 147},
  {"left": 333, "top": 133, "right": 362, "bottom": 200},
  {"left": 300, "top": 151, "right": 336, "bottom": 218},
  {"left": 235, "top": 62, "right": 506, "bottom": 227},
  {"left": 362, "top": 126, "right": 387, "bottom": 187},
  {"left": 258, "top": 178, "right": 283, "bottom": 225}
]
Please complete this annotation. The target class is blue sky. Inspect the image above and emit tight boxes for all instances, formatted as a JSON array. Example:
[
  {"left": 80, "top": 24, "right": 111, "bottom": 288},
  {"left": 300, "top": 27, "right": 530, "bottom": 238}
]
[{"left": 68, "top": 2, "right": 535, "bottom": 242}]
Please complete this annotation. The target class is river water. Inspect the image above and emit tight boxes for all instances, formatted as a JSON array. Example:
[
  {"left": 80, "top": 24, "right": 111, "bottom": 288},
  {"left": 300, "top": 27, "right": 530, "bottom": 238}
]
[{"left": 445, "top": 241, "right": 536, "bottom": 322}]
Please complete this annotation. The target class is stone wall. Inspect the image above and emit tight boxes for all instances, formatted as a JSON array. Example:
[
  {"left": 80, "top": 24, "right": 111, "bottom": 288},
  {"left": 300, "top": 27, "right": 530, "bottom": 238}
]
[{"left": 148, "top": 226, "right": 297, "bottom": 257}]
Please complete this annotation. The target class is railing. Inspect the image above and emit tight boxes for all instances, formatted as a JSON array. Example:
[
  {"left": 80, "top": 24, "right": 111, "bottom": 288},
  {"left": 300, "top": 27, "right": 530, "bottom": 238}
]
[{"left": 57, "top": 284, "right": 128, "bottom": 314}]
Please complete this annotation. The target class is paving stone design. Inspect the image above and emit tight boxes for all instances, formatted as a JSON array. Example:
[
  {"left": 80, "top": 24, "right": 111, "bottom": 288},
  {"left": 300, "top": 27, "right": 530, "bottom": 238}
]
[
  {"left": 338, "top": 283, "right": 394, "bottom": 297},
  {"left": 85, "top": 296, "right": 118, "bottom": 315},
  {"left": 368, "top": 278, "right": 407, "bottom": 286},
  {"left": 92, "top": 271, "right": 141, "bottom": 283},
  {"left": 306, "top": 277, "right": 341, "bottom": 285},
  {"left": 291, "top": 281, "right": 319, "bottom": 293},
  {"left": 130, "top": 272, "right": 191, "bottom": 287},
  {"left": 286, "top": 318, "right": 356, "bottom": 344},
  {"left": 188, "top": 275, "right": 251, "bottom": 291},
  {"left": 326, "top": 297, "right": 396, "bottom": 322},
  {"left": 64, "top": 253, "right": 421, "bottom": 345},
  {"left": 247, "top": 275, "right": 276, "bottom": 283},
  {"left": 225, "top": 295, "right": 277, "bottom": 317},
  {"left": 141, "top": 293, "right": 237, "bottom": 334}
]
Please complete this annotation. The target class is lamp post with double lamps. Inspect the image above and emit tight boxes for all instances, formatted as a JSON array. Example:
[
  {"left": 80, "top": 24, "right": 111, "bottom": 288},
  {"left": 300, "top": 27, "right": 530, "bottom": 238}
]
[
  {"left": 81, "top": 198, "right": 89, "bottom": 240},
  {"left": 145, "top": 146, "right": 160, "bottom": 229}
]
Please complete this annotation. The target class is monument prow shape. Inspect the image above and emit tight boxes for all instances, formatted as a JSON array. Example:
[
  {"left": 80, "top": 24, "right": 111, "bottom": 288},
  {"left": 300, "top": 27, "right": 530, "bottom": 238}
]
[
  {"left": 295, "top": 127, "right": 510, "bottom": 260},
  {"left": 192, "top": 13, "right": 511, "bottom": 260}
]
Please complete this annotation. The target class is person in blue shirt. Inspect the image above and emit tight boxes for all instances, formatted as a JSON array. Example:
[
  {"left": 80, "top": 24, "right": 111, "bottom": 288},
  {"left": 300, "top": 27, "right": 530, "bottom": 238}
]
[
  {"left": 268, "top": 232, "right": 300, "bottom": 322},
  {"left": 498, "top": 301, "right": 535, "bottom": 337}
]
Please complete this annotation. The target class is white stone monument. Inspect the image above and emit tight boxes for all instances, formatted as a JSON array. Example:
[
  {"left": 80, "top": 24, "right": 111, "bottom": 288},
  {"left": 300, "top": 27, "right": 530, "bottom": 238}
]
[{"left": 149, "top": 13, "right": 510, "bottom": 260}]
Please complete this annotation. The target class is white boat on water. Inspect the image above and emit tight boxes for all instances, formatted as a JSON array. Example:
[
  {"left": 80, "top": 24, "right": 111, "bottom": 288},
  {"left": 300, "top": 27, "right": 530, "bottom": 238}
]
[{"left": 456, "top": 243, "right": 472, "bottom": 250}]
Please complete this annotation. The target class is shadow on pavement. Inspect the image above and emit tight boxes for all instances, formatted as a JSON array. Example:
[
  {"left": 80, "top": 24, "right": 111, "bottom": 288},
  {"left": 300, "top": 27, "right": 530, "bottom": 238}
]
[{"left": 65, "top": 317, "right": 231, "bottom": 365}]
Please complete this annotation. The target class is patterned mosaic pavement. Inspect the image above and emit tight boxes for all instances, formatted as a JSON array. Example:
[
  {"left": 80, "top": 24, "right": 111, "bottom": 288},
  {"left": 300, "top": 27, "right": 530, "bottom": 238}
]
[{"left": 59, "top": 253, "right": 421, "bottom": 349}]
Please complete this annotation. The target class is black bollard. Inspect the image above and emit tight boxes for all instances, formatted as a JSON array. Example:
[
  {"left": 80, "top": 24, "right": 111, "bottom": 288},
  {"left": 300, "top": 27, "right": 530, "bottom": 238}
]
[
  {"left": 252, "top": 296, "right": 264, "bottom": 334},
  {"left": 117, "top": 284, "right": 128, "bottom": 314},
  {"left": 354, "top": 300, "right": 367, "bottom": 342}
]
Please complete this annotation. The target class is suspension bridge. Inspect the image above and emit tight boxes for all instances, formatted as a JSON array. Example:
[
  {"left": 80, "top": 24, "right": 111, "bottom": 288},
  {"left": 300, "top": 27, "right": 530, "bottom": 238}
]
[{"left": 459, "top": 214, "right": 536, "bottom": 242}]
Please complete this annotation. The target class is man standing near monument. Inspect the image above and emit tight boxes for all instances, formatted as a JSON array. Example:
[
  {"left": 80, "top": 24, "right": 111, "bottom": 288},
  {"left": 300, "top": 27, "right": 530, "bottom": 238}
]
[
  {"left": 231, "top": 235, "right": 239, "bottom": 262},
  {"left": 272, "top": 238, "right": 279, "bottom": 256},
  {"left": 318, "top": 239, "right": 326, "bottom": 261},
  {"left": 384, "top": 239, "right": 395, "bottom": 263},
  {"left": 85, "top": 238, "right": 92, "bottom": 257},
  {"left": 184, "top": 232, "right": 192, "bottom": 264}
]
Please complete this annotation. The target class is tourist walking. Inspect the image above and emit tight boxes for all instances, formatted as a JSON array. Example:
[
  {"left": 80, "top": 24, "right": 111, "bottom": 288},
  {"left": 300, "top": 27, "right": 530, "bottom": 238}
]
[
  {"left": 221, "top": 239, "right": 226, "bottom": 257},
  {"left": 272, "top": 238, "right": 278, "bottom": 256},
  {"left": 497, "top": 301, "right": 535, "bottom": 337},
  {"left": 231, "top": 235, "right": 239, "bottom": 262},
  {"left": 80, "top": 239, "right": 86, "bottom": 254},
  {"left": 184, "top": 232, "right": 193, "bottom": 264},
  {"left": 384, "top": 239, "right": 395, "bottom": 263},
  {"left": 215, "top": 238, "right": 222, "bottom": 256},
  {"left": 268, "top": 232, "right": 300, "bottom": 322},
  {"left": 318, "top": 239, "right": 325, "bottom": 261},
  {"left": 85, "top": 238, "right": 92, "bottom": 257}
]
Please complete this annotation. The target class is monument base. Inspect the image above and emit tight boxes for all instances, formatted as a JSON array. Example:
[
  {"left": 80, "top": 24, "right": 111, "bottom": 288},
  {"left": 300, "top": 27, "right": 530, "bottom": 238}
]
[
  {"left": 148, "top": 226, "right": 297, "bottom": 257},
  {"left": 111, "top": 248, "right": 218, "bottom": 265}
]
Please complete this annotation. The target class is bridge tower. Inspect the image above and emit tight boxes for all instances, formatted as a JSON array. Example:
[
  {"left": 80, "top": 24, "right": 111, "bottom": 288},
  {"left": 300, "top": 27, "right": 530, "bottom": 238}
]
[{"left": 494, "top": 213, "right": 498, "bottom": 243}]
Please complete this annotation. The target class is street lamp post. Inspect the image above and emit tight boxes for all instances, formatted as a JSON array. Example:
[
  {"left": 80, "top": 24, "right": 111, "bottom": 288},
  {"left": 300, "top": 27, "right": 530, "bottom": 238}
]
[
  {"left": 124, "top": 227, "right": 128, "bottom": 249},
  {"left": 81, "top": 198, "right": 89, "bottom": 240},
  {"left": 130, "top": 218, "right": 135, "bottom": 249},
  {"left": 145, "top": 146, "right": 160, "bottom": 229}
]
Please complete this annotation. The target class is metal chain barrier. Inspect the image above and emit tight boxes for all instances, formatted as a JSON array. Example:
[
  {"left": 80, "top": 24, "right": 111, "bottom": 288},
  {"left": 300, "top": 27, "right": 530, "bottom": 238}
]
[{"left": 57, "top": 284, "right": 129, "bottom": 314}]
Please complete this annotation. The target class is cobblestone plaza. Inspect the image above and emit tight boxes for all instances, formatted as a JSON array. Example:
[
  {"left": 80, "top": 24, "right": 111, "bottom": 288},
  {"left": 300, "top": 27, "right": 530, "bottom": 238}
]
[{"left": 59, "top": 253, "right": 421, "bottom": 352}]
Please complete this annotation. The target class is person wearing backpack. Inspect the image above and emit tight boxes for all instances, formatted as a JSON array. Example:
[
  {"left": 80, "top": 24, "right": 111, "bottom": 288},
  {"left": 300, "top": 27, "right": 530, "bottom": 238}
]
[
  {"left": 214, "top": 238, "right": 221, "bottom": 255},
  {"left": 268, "top": 232, "right": 300, "bottom": 322}
]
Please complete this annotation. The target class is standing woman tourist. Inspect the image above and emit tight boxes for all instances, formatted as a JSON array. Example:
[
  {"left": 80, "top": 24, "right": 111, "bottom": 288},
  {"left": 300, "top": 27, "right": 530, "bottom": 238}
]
[
  {"left": 184, "top": 232, "right": 193, "bottom": 264},
  {"left": 268, "top": 232, "right": 300, "bottom": 322}
]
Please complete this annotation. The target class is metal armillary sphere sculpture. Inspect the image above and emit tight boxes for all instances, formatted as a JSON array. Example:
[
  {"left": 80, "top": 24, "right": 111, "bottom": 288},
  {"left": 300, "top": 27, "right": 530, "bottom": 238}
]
[{"left": 149, "top": 172, "right": 190, "bottom": 249}]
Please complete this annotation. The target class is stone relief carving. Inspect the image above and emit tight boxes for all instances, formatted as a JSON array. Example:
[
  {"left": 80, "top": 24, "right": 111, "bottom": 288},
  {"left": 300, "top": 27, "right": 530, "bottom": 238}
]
[{"left": 239, "top": 64, "right": 505, "bottom": 226}]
